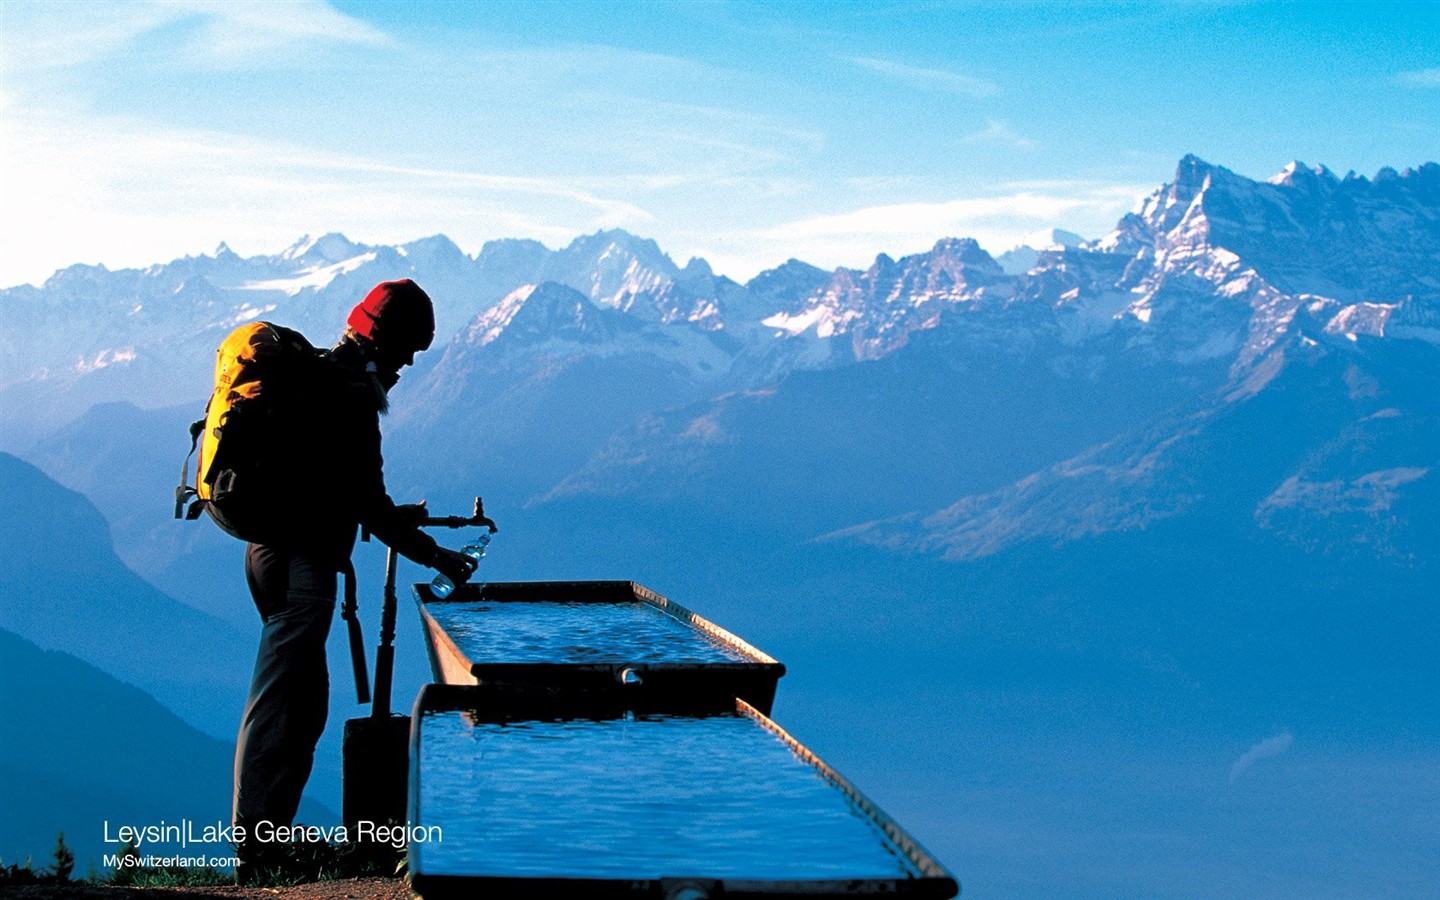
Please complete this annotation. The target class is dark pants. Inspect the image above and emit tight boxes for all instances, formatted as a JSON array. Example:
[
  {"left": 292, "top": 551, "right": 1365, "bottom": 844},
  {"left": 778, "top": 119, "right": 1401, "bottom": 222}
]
[{"left": 233, "top": 544, "right": 337, "bottom": 856}]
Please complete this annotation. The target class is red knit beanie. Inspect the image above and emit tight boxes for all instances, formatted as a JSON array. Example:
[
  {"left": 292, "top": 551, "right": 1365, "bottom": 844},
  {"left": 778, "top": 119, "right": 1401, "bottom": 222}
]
[{"left": 347, "top": 279, "right": 435, "bottom": 352}]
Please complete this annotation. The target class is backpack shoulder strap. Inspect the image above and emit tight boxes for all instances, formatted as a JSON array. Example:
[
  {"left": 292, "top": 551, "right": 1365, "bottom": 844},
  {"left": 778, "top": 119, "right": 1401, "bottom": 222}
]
[{"left": 175, "top": 417, "right": 206, "bottom": 519}]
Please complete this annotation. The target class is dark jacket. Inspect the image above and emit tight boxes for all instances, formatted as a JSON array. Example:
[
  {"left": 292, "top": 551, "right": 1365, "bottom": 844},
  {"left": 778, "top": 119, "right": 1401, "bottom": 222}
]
[{"left": 260, "top": 343, "right": 437, "bottom": 570}]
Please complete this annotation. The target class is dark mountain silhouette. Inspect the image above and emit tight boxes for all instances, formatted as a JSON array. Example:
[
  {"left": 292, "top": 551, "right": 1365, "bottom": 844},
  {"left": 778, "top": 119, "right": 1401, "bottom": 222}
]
[
  {"left": 0, "top": 627, "right": 332, "bottom": 868},
  {"left": 0, "top": 453, "right": 251, "bottom": 738},
  {"left": 21, "top": 402, "right": 253, "bottom": 629}
]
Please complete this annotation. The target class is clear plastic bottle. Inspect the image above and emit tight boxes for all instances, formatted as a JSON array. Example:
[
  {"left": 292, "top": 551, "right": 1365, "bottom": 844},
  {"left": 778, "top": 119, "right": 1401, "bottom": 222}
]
[{"left": 430, "top": 532, "right": 491, "bottom": 599}]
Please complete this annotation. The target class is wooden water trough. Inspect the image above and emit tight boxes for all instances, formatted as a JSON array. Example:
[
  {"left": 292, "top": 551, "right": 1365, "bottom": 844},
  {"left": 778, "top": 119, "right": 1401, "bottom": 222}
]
[
  {"left": 407, "top": 683, "right": 959, "bottom": 899},
  {"left": 415, "top": 580, "right": 786, "bottom": 715},
  {"left": 403, "top": 579, "right": 958, "bottom": 899}
]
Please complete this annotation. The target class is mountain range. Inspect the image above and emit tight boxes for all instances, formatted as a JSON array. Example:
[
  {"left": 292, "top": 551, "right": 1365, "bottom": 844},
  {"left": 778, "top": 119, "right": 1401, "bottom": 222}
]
[
  {"left": 9, "top": 156, "right": 1435, "bottom": 451},
  {"left": 0, "top": 625, "right": 331, "bottom": 867},
  {"left": 0, "top": 453, "right": 252, "bottom": 738},
  {"left": 2, "top": 155, "right": 1437, "bottom": 893}
]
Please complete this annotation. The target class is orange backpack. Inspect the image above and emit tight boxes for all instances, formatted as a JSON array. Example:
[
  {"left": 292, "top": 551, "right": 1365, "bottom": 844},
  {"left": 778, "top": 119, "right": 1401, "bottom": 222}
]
[{"left": 175, "top": 321, "right": 323, "bottom": 541}]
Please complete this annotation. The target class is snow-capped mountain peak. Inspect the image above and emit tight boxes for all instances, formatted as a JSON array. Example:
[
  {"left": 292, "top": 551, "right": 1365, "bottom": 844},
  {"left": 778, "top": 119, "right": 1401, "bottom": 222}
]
[
  {"left": 459, "top": 281, "right": 600, "bottom": 349},
  {"left": 241, "top": 250, "right": 377, "bottom": 297},
  {"left": 1024, "top": 228, "right": 1085, "bottom": 250},
  {"left": 997, "top": 228, "right": 1087, "bottom": 274},
  {"left": 3, "top": 156, "right": 1436, "bottom": 443},
  {"left": 278, "top": 232, "right": 363, "bottom": 265}
]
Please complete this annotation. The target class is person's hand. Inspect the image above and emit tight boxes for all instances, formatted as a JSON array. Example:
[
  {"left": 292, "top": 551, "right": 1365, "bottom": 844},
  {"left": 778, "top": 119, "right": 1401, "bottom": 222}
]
[
  {"left": 395, "top": 500, "right": 429, "bottom": 526},
  {"left": 433, "top": 546, "right": 478, "bottom": 586}
]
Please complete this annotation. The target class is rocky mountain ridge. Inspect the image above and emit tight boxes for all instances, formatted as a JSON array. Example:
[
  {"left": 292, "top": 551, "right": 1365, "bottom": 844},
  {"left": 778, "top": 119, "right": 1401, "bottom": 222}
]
[
  {"left": 5, "top": 156, "right": 1436, "bottom": 448},
  {"left": 7, "top": 155, "right": 1438, "bottom": 571}
]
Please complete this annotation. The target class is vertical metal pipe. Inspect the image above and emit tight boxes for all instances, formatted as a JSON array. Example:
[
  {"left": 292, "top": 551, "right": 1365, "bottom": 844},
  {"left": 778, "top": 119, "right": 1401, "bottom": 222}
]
[{"left": 372, "top": 546, "right": 399, "bottom": 717}]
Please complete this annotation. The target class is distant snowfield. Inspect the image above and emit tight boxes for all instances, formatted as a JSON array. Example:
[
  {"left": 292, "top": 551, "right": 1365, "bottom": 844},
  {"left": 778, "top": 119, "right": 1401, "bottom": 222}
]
[{"left": 240, "top": 251, "right": 378, "bottom": 295}]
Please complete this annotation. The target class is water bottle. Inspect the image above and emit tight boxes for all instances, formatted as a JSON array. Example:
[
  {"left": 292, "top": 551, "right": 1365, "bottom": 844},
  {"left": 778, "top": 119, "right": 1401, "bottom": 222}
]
[{"left": 430, "top": 532, "right": 491, "bottom": 599}]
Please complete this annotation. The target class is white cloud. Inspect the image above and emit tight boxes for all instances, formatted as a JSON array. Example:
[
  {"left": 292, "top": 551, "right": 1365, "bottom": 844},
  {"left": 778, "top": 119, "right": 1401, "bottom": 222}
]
[
  {"left": 563, "top": 89, "right": 826, "bottom": 178},
  {"left": 962, "top": 119, "right": 1037, "bottom": 149},
  {"left": 0, "top": 23, "right": 836, "bottom": 287},
  {"left": 766, "top": 194, "right": 1090, "bottom": 240},
  {"left": 1397, "top": 67, "right": 1440, "bottom": 87},
  {"left": 0, "top": 0, "right": 388, "bottom": 73},
  {"left": 762, "top": 185, "right": 1136, "bottom": 245},
  {"left": 0, "top": 106, "right": 652, "bottom": 286},
  {"left": 0, "top": 0, "right": 174, "bottom": 71},
  {"left": 1229, "top": 731, "right": 1294, "bottom": 783},
  {"left": 171, "top": 0, "right": 390, "bottom": 65},
  {"left": 681, "top": 181, "right": 1144, "bottom": 280},
  {"left": 848, "top": 56, "right": 999, "bottom": 97}
]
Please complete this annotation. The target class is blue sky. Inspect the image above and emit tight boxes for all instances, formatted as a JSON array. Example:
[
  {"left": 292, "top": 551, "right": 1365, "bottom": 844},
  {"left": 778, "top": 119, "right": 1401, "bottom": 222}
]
[{"left": 1, "top": 0, "right": 1436, "bottom": 287}]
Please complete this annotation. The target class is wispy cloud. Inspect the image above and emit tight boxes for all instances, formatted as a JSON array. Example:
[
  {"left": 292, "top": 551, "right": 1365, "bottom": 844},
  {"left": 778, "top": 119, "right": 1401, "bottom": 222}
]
[
  {"left": 431, "top": 46, "right": 824, "bottom": 186},
  {"left": 0, "top": 1, "right": 171, "bottom": 70},
  {"left": 962, "top": 119, "right": 1037, "bottom": 149},
  {"left": 767, "top": 195, "right": 1079, "bottom": 241},
  {"left": 848, "top": 56, "right": 999, "bottom": 97},
  {"left": 1396, "top": 67, "right": 1440, "bottom": 87},
  {"left": 0, "top": 0, "right": 388, "bottom": 72},
  {"left": 173, "top": 0, "right": 391, "bottom": 65},
  {"left": 679, "top": 180, "right": 1144, "bottom": 280},
  {"left": 763, "top": 185, "right": 1135, "bottom": 243},
  {"left": 566, "top": 90, "right": 826, "bottom": 177},
  {"left": 0, "top": 107, "right": 651, "bottom": 286},
  {"left": 0, "top": 22, "right": 840, "bottom": 286},
  {"left": 1229, "top": 731, "right": 1294, "bottom": 783}
]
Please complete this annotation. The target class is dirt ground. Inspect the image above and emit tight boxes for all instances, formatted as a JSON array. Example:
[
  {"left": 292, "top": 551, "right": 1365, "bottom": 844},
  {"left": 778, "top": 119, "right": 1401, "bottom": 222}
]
[{"left": 0, "top": 878, "right": 414, "bottom": 900}]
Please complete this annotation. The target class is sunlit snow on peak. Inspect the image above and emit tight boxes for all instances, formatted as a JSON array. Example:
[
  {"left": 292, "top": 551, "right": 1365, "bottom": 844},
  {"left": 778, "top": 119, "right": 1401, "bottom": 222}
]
[
  {"left": 465, "top": 284, "right": 536, "bottom": 347},
  {"left": 240, "top": 252, "right": 377, "bottom": 296}
]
